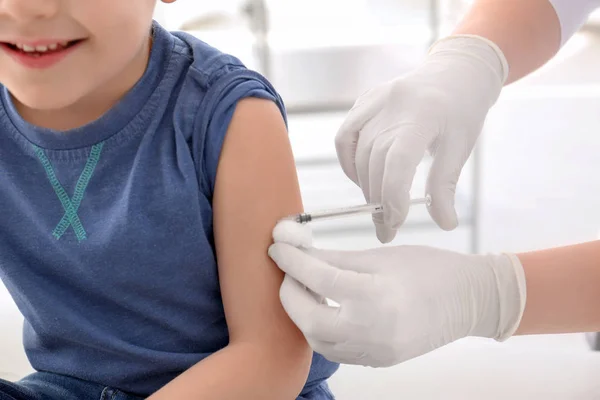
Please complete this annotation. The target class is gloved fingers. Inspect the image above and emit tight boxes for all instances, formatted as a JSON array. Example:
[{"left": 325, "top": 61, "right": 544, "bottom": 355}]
[
  {"left": 272, "top": 219, "right": 312, "bottom": 248},
  {"left": 304, "top": 247, "right": 377, "bottom": 274},
  {"left": 335, "top": 87, "right": 386, "bottom": 185},
  {"left": 309, "top": 340, "right": 370, "bottom": 366},
  {"left": 378, "top": 128, "right": 429, "bottom": 243},
  {"left": 425, "top": 131, "right": 475, "bottom": 230},
  {"left": 269, "top": 243, "right": 371, "bottom": 302},
  {"left": 280, "top": 275, "right": 349, "bottom": 343}
]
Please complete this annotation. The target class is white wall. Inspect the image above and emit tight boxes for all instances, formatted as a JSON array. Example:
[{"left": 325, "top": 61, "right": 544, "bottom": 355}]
[{"left": 480, "top": 31, "right": 600, "bottom": 253}]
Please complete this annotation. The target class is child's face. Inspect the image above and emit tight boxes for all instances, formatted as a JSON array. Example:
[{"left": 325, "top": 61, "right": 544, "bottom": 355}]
[{"left": 0, "top": 0, "right": 172, "bottom": 112}]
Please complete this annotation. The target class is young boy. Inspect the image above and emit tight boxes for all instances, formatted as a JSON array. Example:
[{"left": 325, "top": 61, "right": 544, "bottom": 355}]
[{"left": 0, "top": 0, "right": 338, "bottom": 399}]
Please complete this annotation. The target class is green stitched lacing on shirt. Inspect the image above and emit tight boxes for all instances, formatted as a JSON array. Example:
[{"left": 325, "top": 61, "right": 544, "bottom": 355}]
[{"left": 32, "top": 142, "right": 104, "bottom": 242}]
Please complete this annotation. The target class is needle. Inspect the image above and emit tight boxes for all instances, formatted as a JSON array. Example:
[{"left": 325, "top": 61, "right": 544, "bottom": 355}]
[{"left": 288, "top": 195, "right": 431, "bottom": 224}]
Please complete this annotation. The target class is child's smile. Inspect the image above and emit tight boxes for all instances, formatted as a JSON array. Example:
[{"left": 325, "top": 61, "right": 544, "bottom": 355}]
[
  {"left": 0, "top": 0, "right": 163, "bottom": 128},
  {"left": 0, "top": 38, "right": 84, "bottom": 69}
]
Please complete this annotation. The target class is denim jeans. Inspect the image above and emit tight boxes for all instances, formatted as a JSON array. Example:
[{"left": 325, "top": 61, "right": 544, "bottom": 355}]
[
  {"left": 0, "top": 371, "right": 335, "bottom": 400},
  {"left": 0, "top": 372, "right": 145, "bottom": 400}
]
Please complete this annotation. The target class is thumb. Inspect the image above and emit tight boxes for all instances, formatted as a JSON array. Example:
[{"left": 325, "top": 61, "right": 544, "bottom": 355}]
[{"left": 426, "top": 133, "right": 474, "bottom": 231}]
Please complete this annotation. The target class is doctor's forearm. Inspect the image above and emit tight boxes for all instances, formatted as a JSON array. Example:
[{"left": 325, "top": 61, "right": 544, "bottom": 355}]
[
  {"left": 452, "top": 0, "right": 561, "bottom": 84},
  {"left": 514, "top": 240, "right": 600, "bottom": 335}
]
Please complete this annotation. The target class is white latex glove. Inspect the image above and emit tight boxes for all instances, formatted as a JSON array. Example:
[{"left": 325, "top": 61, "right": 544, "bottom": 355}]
[
  {"left": 269, "top": 220, "right": 526, "bottom": 367},
  {"left": 335, "top": 35, "right": 509, "bottom": 242}
]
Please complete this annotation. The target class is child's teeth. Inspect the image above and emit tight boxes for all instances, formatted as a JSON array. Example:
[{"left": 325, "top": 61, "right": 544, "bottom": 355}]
[
  {"left": 13, "top": 42, "right": 67, "bottom": 53},
  {"left": 11, "top": 41, "right": 74, "bottom": 53}
]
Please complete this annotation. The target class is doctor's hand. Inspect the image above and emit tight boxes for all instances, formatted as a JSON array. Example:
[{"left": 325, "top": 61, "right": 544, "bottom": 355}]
[
  {"left": 269, "top": 220, "right": 526, "bottom": 367},
  {"left": 335, "top": 35, "right": 508, "bottom": 242}
]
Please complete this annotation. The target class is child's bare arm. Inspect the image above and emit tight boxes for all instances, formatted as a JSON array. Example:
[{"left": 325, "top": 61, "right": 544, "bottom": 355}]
[{"left": 148, "top": 97, "right": 312, "bottom": 399}]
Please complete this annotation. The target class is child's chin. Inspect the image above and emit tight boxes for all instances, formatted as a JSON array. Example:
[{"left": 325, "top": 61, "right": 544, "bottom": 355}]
[{"left": 10, "top": 86, "right": 82, "bottom": 112}]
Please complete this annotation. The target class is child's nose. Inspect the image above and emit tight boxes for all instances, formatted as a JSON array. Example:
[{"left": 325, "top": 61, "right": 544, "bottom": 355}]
[{"left": 0, "top": 0, "right": 60, "bottom": 23}]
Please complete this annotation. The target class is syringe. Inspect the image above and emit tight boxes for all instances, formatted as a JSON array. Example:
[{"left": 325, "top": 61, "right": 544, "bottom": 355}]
[{"left": 288, "top": 195, "right": 431, "bottom": 224}]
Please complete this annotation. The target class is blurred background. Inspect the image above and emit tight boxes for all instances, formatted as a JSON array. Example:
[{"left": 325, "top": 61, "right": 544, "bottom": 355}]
[{"left": 3, "top": 0, "right": 600, "bottom": 398}]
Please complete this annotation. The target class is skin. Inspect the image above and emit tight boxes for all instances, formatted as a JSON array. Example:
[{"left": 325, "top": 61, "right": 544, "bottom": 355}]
[
  {"left": 0, "top": 0, "right": 312, "bottom": 396},
  {"left": 453, "top": 0, "right": 561, "bottom": 84},
  {"left": 516, "top": 242, "right": 600, "bottom": 335},
  {"left": 148, "top": 98, "right": 312, "bottom": 399},
  {"left": 453, "top": 0, "right": 600, "bottom": 334}
]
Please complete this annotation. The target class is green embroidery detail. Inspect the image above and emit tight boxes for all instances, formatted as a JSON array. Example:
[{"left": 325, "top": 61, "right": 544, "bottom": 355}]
[{"left": 33, "top": 143, "right": 104, "bottom": 242}]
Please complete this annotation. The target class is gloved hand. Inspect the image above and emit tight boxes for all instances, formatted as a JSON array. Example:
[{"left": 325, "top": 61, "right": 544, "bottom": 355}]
[
  {"left": 335, "top": 35, "right": 509, "bottom": 242},
  {"left": 269, "top": 220, "right": 526, "bottom": 367}
]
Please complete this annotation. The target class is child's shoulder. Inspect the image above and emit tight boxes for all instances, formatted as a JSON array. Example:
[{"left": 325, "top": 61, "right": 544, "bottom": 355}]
[
  {"left": 168, "top": 28, "right": 253, "bottom": 92},
  {"left": 153, "top": 24, "right": 285, "bottom": 194},
  {"left": 157, "top": 24, "right": 282, "bottom": 123}
]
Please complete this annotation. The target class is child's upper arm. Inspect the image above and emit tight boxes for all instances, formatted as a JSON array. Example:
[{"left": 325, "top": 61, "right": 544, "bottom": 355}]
[{"left": 212, "top": 96, "right": 308, "bottom": 351}]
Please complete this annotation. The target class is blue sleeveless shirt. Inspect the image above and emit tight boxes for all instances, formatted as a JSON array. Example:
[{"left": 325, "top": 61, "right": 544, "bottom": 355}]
[{"left": 0, "top": 21, "right": 338, "bottom": 398}]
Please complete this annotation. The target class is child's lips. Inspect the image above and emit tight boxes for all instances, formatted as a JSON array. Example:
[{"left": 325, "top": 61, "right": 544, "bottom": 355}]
[{"left": 0, "top": 39, "right": 85, "bottom": 69}]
